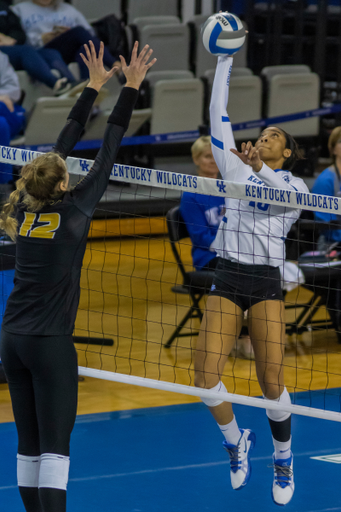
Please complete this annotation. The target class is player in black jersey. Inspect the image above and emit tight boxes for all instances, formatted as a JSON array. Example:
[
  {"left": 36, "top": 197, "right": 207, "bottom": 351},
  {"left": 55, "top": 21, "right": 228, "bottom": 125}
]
[{"left": 0, "top": 40, "right": 156, "bottom": 512}]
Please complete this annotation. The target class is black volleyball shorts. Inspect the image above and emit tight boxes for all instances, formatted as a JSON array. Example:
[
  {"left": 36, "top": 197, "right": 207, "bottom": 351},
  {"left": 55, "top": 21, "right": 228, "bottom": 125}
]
[{"left": 209, "top": 258, "right": 283, "bottom": 311}]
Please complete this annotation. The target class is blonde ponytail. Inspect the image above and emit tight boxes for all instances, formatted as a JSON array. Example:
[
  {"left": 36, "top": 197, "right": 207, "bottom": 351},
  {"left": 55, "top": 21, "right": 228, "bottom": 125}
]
[
  {"left": 0, "top": 177, "right": 26, "bottom": 241},
  {"left": 0, "top": 152, "right": 67, "bottom": 241}
]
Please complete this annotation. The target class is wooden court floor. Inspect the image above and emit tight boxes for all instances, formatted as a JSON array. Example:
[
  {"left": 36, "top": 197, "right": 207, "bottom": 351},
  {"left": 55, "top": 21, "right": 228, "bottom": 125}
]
[{"left": 1, "top": 233, "right": 341, "bottom": 423}]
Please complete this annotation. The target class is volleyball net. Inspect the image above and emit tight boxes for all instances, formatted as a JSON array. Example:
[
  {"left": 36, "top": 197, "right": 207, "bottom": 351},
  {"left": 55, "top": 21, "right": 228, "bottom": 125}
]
[{"left": 1, "top": 146, "right": 341, "bottom": 422}]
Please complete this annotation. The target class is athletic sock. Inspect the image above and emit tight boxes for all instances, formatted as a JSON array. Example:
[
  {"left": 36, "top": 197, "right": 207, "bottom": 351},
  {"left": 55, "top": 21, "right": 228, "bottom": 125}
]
[
  {"left": 19, "top": 487, "right": 42, "bottom": 512},
  {"left": 39, "top": 488, "right": 66, "bottom": 512},
  {"left": 272, "top": 437, "right": 292, "bottom": 460},
  {"left": 218, "top": 416, "right": 241, "bottom": 445},
  {"left": 268, "top": 416, "right": 292, "bottom": 459}
]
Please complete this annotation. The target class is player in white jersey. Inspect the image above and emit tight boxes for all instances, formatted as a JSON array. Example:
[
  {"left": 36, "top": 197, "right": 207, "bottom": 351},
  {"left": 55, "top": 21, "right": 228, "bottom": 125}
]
[{"left": 194, "top": 54, "right": 309, "bottom": 506}]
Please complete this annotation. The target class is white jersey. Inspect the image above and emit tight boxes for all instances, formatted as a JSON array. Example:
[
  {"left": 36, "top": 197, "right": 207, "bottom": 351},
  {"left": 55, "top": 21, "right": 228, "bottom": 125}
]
[{"left": 210, "top": 56, "right": 309, "bottom": 267}]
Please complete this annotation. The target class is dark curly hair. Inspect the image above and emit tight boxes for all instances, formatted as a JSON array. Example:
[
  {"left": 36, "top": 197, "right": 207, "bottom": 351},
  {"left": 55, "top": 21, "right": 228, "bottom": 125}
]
[{"left": 278, "top": 128, "right": 304, "bottom": 171}]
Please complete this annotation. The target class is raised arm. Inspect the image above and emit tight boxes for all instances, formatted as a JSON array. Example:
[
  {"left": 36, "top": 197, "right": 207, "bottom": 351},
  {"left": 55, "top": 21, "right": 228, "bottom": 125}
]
[
  {"left": 53, "top": 41, "right": 118, "bottom": 159},
  {"left": 72, "top": 42, "right": 156, "bottom": 216},
  {"left": 210, "top": 56, "right": 242, "bottom": 178}
]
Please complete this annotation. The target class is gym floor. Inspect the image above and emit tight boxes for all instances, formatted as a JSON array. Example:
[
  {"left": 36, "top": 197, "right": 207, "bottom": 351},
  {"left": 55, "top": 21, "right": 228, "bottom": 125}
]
[
  {"left": 1, "top": 392, "right": 341, "bottom": 512},
  {"left": 1, "top": 226, "right": 341, "bottom": 511}
]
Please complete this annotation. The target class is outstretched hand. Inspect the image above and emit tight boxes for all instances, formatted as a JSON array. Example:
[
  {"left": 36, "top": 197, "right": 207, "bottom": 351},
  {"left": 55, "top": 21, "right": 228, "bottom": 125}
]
[
  {"left": 80, "top": 40, "right": 118, "bottom": 91},
  {"left": 230, "top": 141, "right": 263, "bottom": 173},
  {"left": 120, "top": 41, "right": 157, "bottom": 90}
]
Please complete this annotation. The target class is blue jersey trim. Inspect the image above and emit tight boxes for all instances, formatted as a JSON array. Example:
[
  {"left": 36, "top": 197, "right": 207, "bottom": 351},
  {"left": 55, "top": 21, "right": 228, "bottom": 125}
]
[
  {"left": 211, "top": 136, "right": 224, "bottom": 150},
  {"left": 222, "top": 116, "right": 230, "bottom": 122},
  {"left": 222, "top": 216, "right": 228, "bottom": 223}
]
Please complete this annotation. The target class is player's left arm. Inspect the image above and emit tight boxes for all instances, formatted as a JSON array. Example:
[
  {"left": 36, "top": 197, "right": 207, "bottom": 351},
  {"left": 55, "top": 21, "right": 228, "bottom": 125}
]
[
  {"left": 53, "top": 41, "right": 118, "bottom": 159},
  {"left": 231, "top": 142, "right": 309, "bottom": 193},
  {"left": 257, "top": 164, "right": 309, "bottom": 193}
]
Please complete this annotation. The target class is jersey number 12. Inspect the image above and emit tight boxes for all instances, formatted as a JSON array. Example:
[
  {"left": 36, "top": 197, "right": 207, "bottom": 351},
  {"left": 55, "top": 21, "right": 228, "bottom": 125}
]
[{"left": 19, "top": 212, "right": 61, "bottom": 239}]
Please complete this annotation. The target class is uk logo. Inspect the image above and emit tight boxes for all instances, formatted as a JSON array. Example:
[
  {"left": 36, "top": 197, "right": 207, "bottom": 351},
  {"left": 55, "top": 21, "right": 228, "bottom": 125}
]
[
  {"left": 217, "top": 180, "right": 226, "bottom": 193},
  {"left": 79, "top": 160, "right": 90, "bottom": 172}
]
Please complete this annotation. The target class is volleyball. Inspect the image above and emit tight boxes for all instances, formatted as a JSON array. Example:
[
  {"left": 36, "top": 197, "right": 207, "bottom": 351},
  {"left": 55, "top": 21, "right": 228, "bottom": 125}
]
[{"left": 201, "top": 12, "right": 246, "bottom": 56}]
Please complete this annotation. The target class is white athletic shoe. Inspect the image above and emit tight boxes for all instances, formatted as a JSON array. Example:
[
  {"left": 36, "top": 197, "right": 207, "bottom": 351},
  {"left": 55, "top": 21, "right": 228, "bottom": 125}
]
[
  {"left": 222, "top": 428, "right": 256, "bottom": 490},
  {"left": 271, "top": 452, "right": 295, "bottom": 506}
]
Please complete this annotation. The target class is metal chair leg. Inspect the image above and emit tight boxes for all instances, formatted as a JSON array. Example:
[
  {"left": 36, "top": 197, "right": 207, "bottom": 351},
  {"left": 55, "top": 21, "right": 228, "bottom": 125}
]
[{"left": 164, "top": 293, "right": 204, "bottom": 348}]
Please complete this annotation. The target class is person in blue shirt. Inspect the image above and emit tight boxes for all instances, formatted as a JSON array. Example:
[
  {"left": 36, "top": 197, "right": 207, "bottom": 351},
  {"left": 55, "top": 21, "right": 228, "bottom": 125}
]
[
  {"left": 180, "top": 136, "right": 224, "bottom": 271},
  {"left": 312, "top": 126, "right": 341, "bottom": 251}
]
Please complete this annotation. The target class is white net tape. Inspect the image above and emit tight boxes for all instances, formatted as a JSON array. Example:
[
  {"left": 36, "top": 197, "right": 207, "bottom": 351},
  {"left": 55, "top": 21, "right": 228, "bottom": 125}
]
[
  {"left": 1, "top": 145, "right": 339, "bottom": 214},
  {"left": 2, "top": 145, "right": 341, "bottom": 422}
]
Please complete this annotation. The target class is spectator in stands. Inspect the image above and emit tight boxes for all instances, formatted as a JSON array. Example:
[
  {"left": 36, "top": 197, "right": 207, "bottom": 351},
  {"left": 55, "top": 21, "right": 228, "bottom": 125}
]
[
  {"left": 12, "top": 0, "right": 122, "bottom": 80},
  {"left": 0, "top": 51, "right": 25, "bottom": 185},
  {"left": 312, "top": 126, "right": 341, "bottom": 251},
  {"left": 180, "top": 136, "right": 224, "bottom": 271},
  {"left": 0, "top": 0, "right": 79, "bottom": 95}
]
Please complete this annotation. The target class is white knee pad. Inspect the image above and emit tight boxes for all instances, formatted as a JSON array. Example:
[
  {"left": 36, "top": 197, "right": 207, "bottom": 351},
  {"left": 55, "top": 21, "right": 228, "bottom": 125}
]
[
  {"left": 265, "top": 387, "right": 291, "bottom": 422},
  {"left": 200, "top": 381, "right": 227, "bottom": 407},
  {"left": 17, "top": 454, "right": 41, "bottom": 488},
  {"left": 38, "top": 453, "right": 70, "bottom": 491}
]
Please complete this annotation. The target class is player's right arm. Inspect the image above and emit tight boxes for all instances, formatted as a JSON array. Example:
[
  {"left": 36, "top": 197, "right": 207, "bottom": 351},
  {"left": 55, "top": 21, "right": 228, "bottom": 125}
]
[
  {"left": 73, "top": 42, "right": 156, "bottom": 216},
  {"left": 210, "top": 56, "right": 242, "bottom": 180},
  {"left": 53, "top": 41, "right": 118, "bottom": 159}
]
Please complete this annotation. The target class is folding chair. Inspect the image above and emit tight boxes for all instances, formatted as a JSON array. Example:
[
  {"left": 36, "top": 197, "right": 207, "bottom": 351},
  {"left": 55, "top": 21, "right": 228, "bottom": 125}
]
[
  {"left": 285, "top": 259, "right": 341, "bottom": 343},
  {"left": 165, "top": 206, "right": 214, "bottom": 348}
]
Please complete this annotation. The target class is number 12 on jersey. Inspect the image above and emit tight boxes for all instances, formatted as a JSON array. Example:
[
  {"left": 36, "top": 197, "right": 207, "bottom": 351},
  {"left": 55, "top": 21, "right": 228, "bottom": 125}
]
[{"left": 19, "top": 212, "right": 61, "bottom": 239}]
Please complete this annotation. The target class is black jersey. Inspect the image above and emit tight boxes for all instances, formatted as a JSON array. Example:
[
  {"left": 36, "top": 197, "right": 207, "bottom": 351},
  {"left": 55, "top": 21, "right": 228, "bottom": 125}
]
[{"left": 3, "top": 86, "right": 138, "bottom": 335}]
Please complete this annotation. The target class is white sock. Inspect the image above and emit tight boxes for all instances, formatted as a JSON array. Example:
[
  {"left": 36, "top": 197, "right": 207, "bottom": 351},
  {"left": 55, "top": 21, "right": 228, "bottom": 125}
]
[
  {"left": 273, "top": 437, "right": 292, "bottom": 460},
  {"left": 218, "top": 416, "right": 241, "bottom": 446}
]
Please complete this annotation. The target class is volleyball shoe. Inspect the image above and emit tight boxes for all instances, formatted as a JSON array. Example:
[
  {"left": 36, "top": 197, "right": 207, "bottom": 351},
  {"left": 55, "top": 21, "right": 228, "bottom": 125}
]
[
  {"left": 222, "top": 428, "right": 256, "bottom": 490},
  {"left": 271, "top": 452, "right": 294, "bottom": 506}
]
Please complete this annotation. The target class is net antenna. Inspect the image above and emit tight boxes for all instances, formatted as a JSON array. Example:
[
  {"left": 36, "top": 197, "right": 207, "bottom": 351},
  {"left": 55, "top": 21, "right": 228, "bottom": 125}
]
[{"left": 2, "top": 146, "right": 341, "bottom": 422}]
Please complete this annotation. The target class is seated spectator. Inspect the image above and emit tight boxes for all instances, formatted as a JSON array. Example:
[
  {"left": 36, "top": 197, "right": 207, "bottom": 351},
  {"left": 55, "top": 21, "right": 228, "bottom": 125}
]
[
  {"left": 312, "top": 126, "right": 341, "bottom": 251},
  {"left": 0, "top": 51, "right": 25, "bottom": 185},
  {"left": 0, "top": 0, "right": 79, "bottom": 95},
  {"left": 180, "top": 136, "right": 224, "bottom": 271},
  {"left": 12, "top": 0, "right": 122, "bottom": 80}
]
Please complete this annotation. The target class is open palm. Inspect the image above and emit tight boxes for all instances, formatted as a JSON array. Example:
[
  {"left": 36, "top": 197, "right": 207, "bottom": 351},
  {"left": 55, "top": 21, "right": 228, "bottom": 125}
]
[{"left": 80, "top": 41, "right": 118, "bottom": 87}]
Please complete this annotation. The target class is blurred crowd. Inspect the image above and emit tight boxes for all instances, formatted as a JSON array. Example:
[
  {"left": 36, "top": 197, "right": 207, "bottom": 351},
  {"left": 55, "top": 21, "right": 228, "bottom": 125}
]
[{"left": 0, "top": 0, "right": 125, "bottom": 184}]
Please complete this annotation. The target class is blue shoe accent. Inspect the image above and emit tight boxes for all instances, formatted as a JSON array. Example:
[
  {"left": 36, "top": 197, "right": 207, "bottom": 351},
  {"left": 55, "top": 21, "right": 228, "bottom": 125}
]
[
  {"left": 271, "top": 452, "right": 295, "bottom": 506},
  {"left": 223, "top": 428, "right": 256, "bottom": 490}
]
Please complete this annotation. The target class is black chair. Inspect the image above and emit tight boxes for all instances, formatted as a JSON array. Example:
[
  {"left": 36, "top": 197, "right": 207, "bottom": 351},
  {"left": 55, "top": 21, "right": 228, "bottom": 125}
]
[
  {"left": 284, "top": 220, "right": 341, "bottom": 342},
  {"left": 285, "top": 260, "right": 341, "bottom": 343},
  {"left": 165, "top": 206, "right": 214, "bottom": 348}
]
